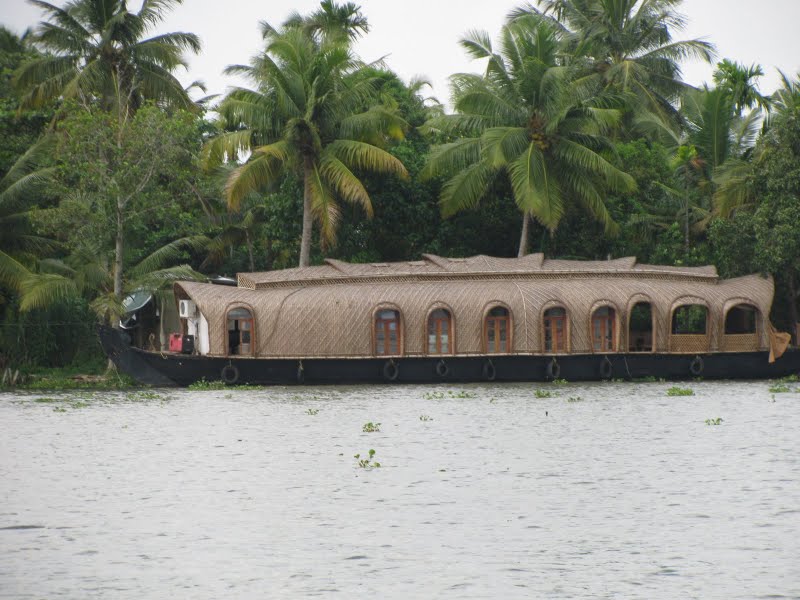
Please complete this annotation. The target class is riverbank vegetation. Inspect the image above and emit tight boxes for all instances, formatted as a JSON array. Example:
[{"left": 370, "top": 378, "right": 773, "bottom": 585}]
[{"left": 1, "top": 0, "right": 799, "bottom": 375}]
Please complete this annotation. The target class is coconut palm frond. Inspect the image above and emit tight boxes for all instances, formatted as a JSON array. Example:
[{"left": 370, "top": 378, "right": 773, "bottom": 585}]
[
  {"left": 224, "top": 149, "right": 286, "bottom": 211},
  {"left": 337, "top": 105, "right": 408, "bottom": 144},
  {"left": 319, "top": 154, "right": 372, "bottom": 217},
  {"left": 18, "top": 272, "right": 78, "bottom": 312},
  {"left": 0, "top": 250, "right": 32, "bottom": 291},
  {"left": 131, "top": 264, "right": 207, "bottom": 292},
  {"left": 439, "top": 161, "right": 495, "bottom": 218},
  {"left": 419, "top": 138, "right": 483, "bottom": 181},
  {"left": 129, "top": 236, "right": 210, "bottom": 279},
  {"left": 326, "top": 140, "right": 408, "bottom": 179}
]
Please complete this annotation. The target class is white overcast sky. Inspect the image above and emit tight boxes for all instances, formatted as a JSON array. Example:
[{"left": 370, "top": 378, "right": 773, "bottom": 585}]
[{"left": 2, "top": 0, "right": 799, "bottom": 107}]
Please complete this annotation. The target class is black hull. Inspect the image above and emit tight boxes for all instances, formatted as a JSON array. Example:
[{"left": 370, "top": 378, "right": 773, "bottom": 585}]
[{"left": 99, "top": 326, "right": 800, "bottom": 387}]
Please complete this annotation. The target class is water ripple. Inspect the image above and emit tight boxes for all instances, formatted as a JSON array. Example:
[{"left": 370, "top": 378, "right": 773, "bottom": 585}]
[{"left": 1, "top": 381, "right": 799, "bottom": 599}]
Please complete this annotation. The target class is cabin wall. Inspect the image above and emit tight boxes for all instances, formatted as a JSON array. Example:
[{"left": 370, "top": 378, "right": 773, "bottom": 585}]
[{"left": 176, "top": 273, "right": 775, "bottom": 358}]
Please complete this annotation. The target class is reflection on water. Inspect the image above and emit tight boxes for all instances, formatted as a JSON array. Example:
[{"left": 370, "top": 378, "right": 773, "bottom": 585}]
[{"left": 1, "top": 381, "right": 799, "bottom": 599}]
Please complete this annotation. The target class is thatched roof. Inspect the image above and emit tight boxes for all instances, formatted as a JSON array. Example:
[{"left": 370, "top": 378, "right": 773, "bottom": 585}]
[
  {"left": 175, "top": 255, "right": 772, "bottom": 358},
  {"left": 237, "top": 254, "right": 718, "bottom": 289}
]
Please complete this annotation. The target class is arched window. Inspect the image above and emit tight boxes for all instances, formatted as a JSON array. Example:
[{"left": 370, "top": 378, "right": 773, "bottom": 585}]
[
  {"left": 374, "top": 309, "right": 402, "bottom": 355},
  {"left": 722, "top": 303, "right": 760, "bottom": 352},
  {"left": 725, "top": 304, "right": 758, "bottom": 334},
  {"left": 591, "top": 306, "right": 617, "bottom": 352},
  {"left": 543, "top": 307, "right": 567, "bottom": 353},
  {"left": 672, "top": 305, "right": 707, "bottom": 335},
  {"left": 628, "top": 302, "right": 654, "bottom": 352},
  {"left": 670, "top": 304, "right": 709, "bottom": 353},
  {"left": 485, "top": 306, "right": 511, "bottom": 353},
  {"left": 427, "top": 308, "right": 453, "bottom": 354},
  {"left": 227, "top": 307, "right": 254, "bottom": 356}
]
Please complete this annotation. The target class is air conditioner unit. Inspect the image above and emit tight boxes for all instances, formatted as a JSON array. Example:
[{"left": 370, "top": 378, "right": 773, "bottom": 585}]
[{"left": 179, "top": 299, "right": 196, "bottom": 318}]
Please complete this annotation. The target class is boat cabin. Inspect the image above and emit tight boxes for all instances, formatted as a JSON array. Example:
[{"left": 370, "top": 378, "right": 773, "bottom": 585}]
[{"left": 172, "top": 254, "right": 774, "bottom": 359}]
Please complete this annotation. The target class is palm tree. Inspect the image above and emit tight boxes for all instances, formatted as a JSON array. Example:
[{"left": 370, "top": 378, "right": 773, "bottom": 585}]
[
  {"left": 713, "top": 59, "right": 769, "bottom": 116},
  {"left": 422, "top": 14, "right": 635, "bottom": 256},
  {"left": 283, "top": 0, "right": 369, "bottom": 44},
  {"left": 204, "top": 20, "right": 408, "bottom": 267},
  {"left": 632, "top": 83, "right": 760, "bottom": 241},
  {"left": 0, "top": 137, "right": 58, "bottom": 293},
  {"left": 19, "top": 235, "right": 208, "bottom": 320},
  {"left": 13, "top": 0, "right": 200, "bottom": 114},
  {"left": 200, "top": 189, "right": 269, "bottom": 273},
  {"left": 713, "top": 70, "right": 799, "bottom": 217},
  {"left": 515, "top": 0, "right": 715, "bottom": 127},
  {"left": 770, "top": 70, "right": 800, "bottom": 118}
]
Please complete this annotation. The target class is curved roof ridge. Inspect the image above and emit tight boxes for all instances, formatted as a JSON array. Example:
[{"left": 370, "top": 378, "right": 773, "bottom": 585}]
[{"left": 236, "top": 254, "right": 721, "bottom": 289}]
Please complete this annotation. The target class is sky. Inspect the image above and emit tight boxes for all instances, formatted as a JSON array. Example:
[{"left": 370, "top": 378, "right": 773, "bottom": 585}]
[{"left": 2, "top": 0, "right": 800, "bottom": 108}]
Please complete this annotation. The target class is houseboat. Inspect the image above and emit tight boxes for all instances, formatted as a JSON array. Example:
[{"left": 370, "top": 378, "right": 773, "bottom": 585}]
[{"left": 99, "top": 254, "right": 799, "bottom": 386}]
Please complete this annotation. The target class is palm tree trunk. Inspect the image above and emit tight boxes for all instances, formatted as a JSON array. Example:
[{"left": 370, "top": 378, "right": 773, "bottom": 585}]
[
  {"left": 299, "top": 156, "right": 314, "bottom": 267},
  {"left": 112, "top": 196, "right": 124, "bottom": 329},
  {"left": 245, "top": 231, "right": 255, "bottom": 271},
  {"left": 517, "top": 212, "right": 530, "bottom": 257}
]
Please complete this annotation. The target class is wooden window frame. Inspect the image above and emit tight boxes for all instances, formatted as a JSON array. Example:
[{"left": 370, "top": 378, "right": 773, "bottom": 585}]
[
  {"left": 373, "top": 306, "right": 403, "bottom": 356},
  {"left": 483, "top": 304, "right": 512, "bottom": 354},
  {"left": 591, "top": 305, "right": 617, "bottom": 353},
  {"left": 542, "top": 306, "right": 568, "bottom": 354},
  {"left": 426, "top": 306, "right": 455, "bottom": 355}
]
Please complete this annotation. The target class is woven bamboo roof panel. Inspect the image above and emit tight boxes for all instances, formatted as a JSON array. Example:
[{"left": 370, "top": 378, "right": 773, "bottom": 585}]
[
  {"left": 175, "top": 258, "right": 774, "bottom": 358},
  {"left": 238, "top": 254, "right": 719, "bottom": 289}
]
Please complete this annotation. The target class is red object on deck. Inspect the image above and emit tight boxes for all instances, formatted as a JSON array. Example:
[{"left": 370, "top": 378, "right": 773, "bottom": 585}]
[{"left": 168, "top": 333, "right": 183, "bottom": 352}]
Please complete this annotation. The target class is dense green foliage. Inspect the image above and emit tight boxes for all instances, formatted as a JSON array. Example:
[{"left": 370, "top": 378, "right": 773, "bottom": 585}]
[{"left": 0, "top": 0, "right": 798, "bottom": 371}]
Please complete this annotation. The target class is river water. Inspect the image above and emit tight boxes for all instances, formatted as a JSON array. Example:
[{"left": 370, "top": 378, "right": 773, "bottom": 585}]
[{"left": 1, "top": 381, "right": 799, "bottom": 599}]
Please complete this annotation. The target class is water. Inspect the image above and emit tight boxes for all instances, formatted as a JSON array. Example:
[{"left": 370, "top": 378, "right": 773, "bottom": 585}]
[{"left": 1, "top": 381, "right": 799, "bottom": 599}]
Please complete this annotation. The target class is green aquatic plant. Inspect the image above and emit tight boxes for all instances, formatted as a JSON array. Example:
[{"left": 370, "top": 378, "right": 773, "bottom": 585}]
[
  {"left": 779, "top": 374, "right": 799, "bottom": 383},
  {"left": 362, "top": 422, "right": 381, "bottom": 433},
  {"left": 566, "top": 396, "right": 583, "bottom": 403},
  {"left": 552, "top": 378, "right": 568, "bottom": 385},
  {"left": 667, "top": 386, "right": 694, "bottom": 396},
  {"left": 127, "top": 391, "right": 163, "bottom": 401},
  {"left": 768, "top": 383, "right": 792, "bottom": 394},
  {"left": 306, "top": 408, "right": 319, "bottom": 415},
  {"left": 354, "top": 449, "right": 381, "bottom": 469},
  {"left": 419, "top": 415, "right": 433, "bottom": 421},
  {"left": 534, "top": 389, "right": 554, "bottom": 399},
  {"left": 35, "top": 397, "right": 60, "bottom": 403},
  {"left": 187, "top": 378, "right": 226, "bottom": 390},
  {"left": 705, "top": 417, "right": 724, "bottom": 426},
  {"left": 423, "top": 390, "right": 476, "bottom": 400},
  {"left": 22, "top": 374, "right": 136, "bottom": 391}
]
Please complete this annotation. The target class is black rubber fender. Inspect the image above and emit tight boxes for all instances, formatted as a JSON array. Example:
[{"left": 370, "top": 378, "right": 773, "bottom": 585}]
[
  {"left": 482, "top": 359, "right": 496, "bottom": 381},
  {"left": 690, "top": 355, "right": 704, "bottom": 376},
  {"left": 435, "top": 359, "right": 449, "bottom": 377},
  {"left": 221, "top": 364, "right": 239, "bottom": 385},
  {"left": 546, "top": 357, "right": 560, "bottom": 380},
  {"left": 383, "top": 359, "right": 399, "bottom": 382},
  {"left": 600, "top": 356, "right": 613, "bottom": 380}
]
